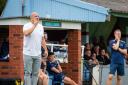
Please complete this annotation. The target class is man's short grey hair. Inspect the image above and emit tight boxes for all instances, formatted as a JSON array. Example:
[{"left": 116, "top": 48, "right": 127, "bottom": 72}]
[{"left": 30, "top": 12, "right": 39, "bottom": 18}]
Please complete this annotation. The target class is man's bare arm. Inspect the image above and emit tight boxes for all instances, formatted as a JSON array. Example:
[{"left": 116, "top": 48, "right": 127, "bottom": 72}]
[
  {"left": 23, "top": 23, "right": 37, "bottom": 36},
  {"left": 118, "top": 48, "right": 127, "bottom": 56},
  {"left": 57, "top": 64, "right": 62, "bottom": 72},
  {"left": 51, "top": 67, "right": 60, "bottom": 73},
  {"left": 112, "top": 40, "right": 120, "bottom": 50},
  {"left": 42, "top": 37, "right": 48, "bottom": 56}
]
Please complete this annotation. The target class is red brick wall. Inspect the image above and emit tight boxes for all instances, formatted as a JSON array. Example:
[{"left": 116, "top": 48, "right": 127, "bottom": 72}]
[
  {"left": 0, "top": 25, "right": 24, "bottom": 80},
  {"left": 61, "top": 30, "right": 81, "bottom": 84},
  {"left": 0, "top": 25, "right": 81, "bottom": 84}
]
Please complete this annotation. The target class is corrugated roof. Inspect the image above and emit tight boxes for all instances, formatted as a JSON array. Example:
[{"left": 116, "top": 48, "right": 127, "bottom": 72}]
[
  {"left": 1, "top": 0, "right": 22, "bottom": 17},
  {"left": 82, "top": 0, "right": 128, "bottom": 13},
  {"left": 1, "top": 0, "right": 109, "bottom": 22}
]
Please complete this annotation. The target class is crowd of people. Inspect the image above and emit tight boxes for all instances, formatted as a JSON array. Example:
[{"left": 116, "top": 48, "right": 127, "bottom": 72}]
[
  {"left": 83, "top": 36, "right": 111, "bottom": 84},
  {"left": 22, "top": 12, "right": 128, "bottom": 85},
  {"left": 83, "top": 37, "right": 110, "bottom": 66},
  {"left": 83, "top": 29, "right": 128, "bottom": 85}
]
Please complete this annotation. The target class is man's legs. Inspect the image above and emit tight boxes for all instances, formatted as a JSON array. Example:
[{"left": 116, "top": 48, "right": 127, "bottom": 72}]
[
  {"left": 106, "top": 63, "right": 117, "bottom": 85},
  {"left": 116, "top": 75, "right": 122, "bottom": 85},
  {"left": 24, "top": 55, "right": 33, "bottom": 85},
  {"left": 63, "top": 76, "right": 78, "bottom": 85},
  {"left": 38, "top": 69, "right": 49, "bottom": 85},
  {"left": 31, "top": 55, "right": 41, "bottom": 85},
  {"left": 116, "top": 64, "right": 124, "bottom": 85},
  {"left": 106, "top": 74, "right": 113, "bottom": 85}
]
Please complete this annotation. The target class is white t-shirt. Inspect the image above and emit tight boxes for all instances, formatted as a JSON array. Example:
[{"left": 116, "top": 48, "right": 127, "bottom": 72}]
[{"left": 23, "top": 22, "right": 44, "bottom": 56}]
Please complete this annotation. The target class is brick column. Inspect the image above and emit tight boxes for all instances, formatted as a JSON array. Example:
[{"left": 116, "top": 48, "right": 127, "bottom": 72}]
[
  {"left": 66, "top": 30, "right": 81, "bottom": 84},
  {"left": 9, "top": 25, "right": 24, "bottom": 80},
  {"left": 0, "top": 25, "right": 24, "bottom": 81}
]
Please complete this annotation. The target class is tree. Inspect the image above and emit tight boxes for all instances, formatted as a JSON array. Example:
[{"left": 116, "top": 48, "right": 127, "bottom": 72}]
[{"left": 0, "top": 0, "right": 7, "bottom": 15}]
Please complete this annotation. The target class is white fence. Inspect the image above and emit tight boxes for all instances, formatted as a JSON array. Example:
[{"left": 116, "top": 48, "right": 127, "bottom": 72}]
[{"left": 92, "top": 64, "right": 128, "bottom": 85}]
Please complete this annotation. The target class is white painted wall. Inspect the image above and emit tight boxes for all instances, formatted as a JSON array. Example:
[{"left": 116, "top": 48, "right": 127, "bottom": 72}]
[{"left": 0, "top": 18, "right": 81, "bottom": 30}]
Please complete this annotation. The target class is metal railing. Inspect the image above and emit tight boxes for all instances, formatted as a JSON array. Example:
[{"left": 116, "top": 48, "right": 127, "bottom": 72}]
[
  {"left": 46, "top": 44, "right": 68, "bottom": 63},
  {"left": 46, "top": 44, "right": 86, "bottom": 84}
]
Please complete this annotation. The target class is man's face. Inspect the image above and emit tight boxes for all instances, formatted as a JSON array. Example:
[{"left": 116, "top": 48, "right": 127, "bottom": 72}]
[
  {"left": 31, "top": 12, "right": 39, "bottom": 23},
  {"left": 48, "top": 55, "right": 55, "bottom": 61},
  {"left": 114, "top": 30, "right": 121, "bottom": 40}
]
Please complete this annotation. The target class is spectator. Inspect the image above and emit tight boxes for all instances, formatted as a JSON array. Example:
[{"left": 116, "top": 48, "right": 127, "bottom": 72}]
[
  {"left": 91, "top": 53, "right": 99, "bottom": 65},
  {"left": 84, "top": 49, "right": 92, "bottom": 61},
  {"left": 84, "top": 43, "right": 91, "bottom": 51},
  {"left": 84, "top": 49, "right": 99, "bottom": 65},
  {"left": 46, "top": 52, "right": 78, "bottom": 85},
  {"left": 97, "top": 49, "right": 110, "bottom": 65},
  {"left": 92, "top": 45, "right": 100, "bottom": 57},
  {"left": 83, "top": 50, "right": 98, "bottom": 84}
]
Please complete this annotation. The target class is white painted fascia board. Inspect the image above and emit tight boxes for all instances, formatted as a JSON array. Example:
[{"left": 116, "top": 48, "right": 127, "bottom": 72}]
[{"left": 0, "top": 18, "right": 81, "bottom": 30}]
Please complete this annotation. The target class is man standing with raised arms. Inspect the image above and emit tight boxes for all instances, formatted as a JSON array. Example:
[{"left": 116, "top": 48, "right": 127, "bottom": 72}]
[
  {"left": 106, "top": 29, "right": 127, "bottom": 85},
  {"left": 23, "top": 12, "right": 48, "bottom": 85}
]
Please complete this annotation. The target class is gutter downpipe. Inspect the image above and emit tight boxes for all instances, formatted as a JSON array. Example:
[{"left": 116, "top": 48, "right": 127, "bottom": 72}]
[{"left": 22, "top": 0, "right": 25, "bottom": 16}]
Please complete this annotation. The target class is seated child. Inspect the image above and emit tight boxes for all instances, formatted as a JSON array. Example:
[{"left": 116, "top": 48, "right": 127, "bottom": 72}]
[{"left": 46, "top": 52, "right": 78, "bottom": 85}]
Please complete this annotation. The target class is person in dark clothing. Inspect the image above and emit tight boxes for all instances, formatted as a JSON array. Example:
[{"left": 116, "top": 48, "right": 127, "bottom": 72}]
[
  {"left": 84, "top": 43, "right": 91, "bottom": 51},
  {"left": 83, "top": 49, "right": 98, "bottom": 85},
  {"left": 92, "top": 45, "right": 100, "bottom": 57},
  {"left": 84, "top": 50, "right": 92, "bottom": 61},
  {"left": 84, "top": 50, "right": 99, "bottom": 65},
  {"left": 106, "top": 29, "right": 127, "bottom": 85},
  {"left": 97, "top": 49, "right": 110, "bottom": 65},
  {"left": 46, "top": 52, "right": 78, "bottom": 85},
  {"left": 0, "top": 37, "right": 9, "bottom": 61}
]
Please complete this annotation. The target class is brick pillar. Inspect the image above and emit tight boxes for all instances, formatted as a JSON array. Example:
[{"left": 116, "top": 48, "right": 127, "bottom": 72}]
[
  {"left": 67, "top": 30, "right": 81, "bottom": 84},
  {"left": 9, "top": 25, "right": 24, "bottom": 80},
  {"left": 0, "top": 25, "right": 24, "bottom": 81}
]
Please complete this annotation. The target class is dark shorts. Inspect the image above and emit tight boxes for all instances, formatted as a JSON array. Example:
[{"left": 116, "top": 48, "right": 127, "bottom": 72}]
[
  {"left": 109, "top": 63, "right": 124, "bottom": 76},
  {"left": 54, "top": 72, "right": 65, "bottom": 82}
]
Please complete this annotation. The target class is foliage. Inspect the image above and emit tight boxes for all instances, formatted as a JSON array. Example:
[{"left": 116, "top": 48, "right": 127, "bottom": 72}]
[{"left": 0, "top": 0, "right": 7, "bottom": 15}]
